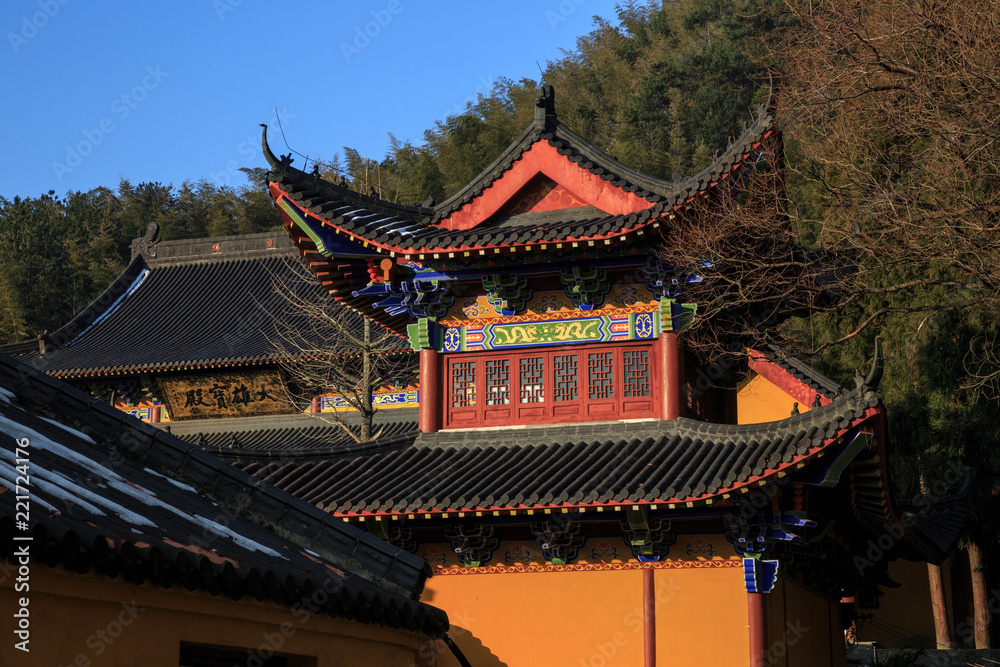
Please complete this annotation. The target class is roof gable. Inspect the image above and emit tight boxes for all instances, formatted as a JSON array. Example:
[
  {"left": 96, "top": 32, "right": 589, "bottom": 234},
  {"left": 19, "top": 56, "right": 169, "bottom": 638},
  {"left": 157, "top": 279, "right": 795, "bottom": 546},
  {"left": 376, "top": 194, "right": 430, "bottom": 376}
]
[
  {"left": 495, "top": 174, "right": 588, "bottom": 215},
  {"left": 437, "top": 138, "right": 655, "bottom": 231}
]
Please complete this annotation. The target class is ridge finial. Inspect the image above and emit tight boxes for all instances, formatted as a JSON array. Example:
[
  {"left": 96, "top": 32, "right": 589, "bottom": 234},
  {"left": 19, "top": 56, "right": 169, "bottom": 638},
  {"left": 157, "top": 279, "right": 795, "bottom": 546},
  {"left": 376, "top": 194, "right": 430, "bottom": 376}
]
[{"left": 534, "top": 84, "right": 556, "bottom": 128}]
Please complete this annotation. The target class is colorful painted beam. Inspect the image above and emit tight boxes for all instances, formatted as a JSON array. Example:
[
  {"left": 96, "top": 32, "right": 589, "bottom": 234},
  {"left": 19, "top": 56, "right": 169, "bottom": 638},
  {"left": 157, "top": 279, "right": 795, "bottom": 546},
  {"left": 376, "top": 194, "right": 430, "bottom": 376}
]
[{"left": 439, "top": 310, "right": 658, "bottom": 353}]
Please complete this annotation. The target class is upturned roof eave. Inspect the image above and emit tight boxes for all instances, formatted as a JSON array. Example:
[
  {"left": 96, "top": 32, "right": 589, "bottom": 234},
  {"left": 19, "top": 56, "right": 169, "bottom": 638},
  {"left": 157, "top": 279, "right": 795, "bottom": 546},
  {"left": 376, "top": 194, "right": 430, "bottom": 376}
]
[
  {"left": 205, "top": 387, "right": 885, "bottom": 516},
  {"left": 262, "top": 102, "right": 778, "bottom": 258}
]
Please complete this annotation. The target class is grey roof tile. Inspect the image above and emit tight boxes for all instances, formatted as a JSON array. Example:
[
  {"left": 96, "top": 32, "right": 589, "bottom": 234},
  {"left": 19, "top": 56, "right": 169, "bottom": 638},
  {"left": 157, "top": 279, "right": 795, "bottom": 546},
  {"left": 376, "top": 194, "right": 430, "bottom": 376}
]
[
  {"left": 16, "top": 233, "right": 407, "bottom": 377},
  {"left": 0, "top": 353, "right": 443, "bottom": 633},
  {"left": 185, "top": 388, "right": 879, "bottom": 515}
]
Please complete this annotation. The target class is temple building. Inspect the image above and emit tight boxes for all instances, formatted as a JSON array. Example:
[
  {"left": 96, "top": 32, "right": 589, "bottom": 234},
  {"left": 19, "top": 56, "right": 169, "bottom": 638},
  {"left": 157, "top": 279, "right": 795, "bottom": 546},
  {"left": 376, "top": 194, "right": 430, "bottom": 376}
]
[
  {"left": 3, "top": 87, "right": 968, "bottom": 664},
  {"left": 252, "top": 86, "right": 964, "bottom": 665},
  {"left": 1, "top": 229, "right": 417, "bottom": 427}
]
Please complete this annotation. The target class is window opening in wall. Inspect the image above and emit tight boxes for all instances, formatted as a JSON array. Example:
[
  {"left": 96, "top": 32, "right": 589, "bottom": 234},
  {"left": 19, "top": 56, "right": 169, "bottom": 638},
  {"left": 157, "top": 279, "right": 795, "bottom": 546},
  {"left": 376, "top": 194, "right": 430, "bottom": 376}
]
[
  {"left": 553, "top": 354, "right": 579, "bottom": 402},
  {"left": 587, "top": 352, "right": 614, "bottom": 400},
  {"left": 451, "top": 360, "right": 477, "bottom": 407},
  {"left": 623, "top": 350, "right": 650, "bottom": 397},
  {"left": 519, "top": 356, "right": 545, "bottom": 403}
]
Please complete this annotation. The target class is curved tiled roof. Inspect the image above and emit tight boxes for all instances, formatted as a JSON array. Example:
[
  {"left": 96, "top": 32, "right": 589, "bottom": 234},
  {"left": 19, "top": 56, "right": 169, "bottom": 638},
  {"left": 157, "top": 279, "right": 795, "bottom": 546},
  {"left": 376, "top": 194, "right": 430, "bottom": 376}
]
[
  {"left": 263, "top": 99, "right": 778, "bottom": 257},
  {"left": 0, "top": 353, "right": 446, "bottom": 634},
  {"left": 213, "top": 387, "right": 881, "bottom": 516},
  {"left": 19, "top": 232, "right": 406, "bottom": 377}
]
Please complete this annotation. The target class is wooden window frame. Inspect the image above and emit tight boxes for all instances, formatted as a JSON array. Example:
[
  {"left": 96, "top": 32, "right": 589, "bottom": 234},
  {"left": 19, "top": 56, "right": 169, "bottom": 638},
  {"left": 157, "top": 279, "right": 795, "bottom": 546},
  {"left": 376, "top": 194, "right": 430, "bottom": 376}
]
[{"left": 444, "top": 341, "right": 656, "bottom": 428}]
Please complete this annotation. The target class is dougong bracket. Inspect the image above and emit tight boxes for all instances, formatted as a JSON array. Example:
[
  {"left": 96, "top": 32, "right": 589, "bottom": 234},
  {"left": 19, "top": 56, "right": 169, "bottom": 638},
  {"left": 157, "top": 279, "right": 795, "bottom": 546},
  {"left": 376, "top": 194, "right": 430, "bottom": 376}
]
[
  {"left": 530, "top": 517, "right": 586, "bottom": 565},
  {"left": 444, "top": 523, "right": 499, "bottom": 568},
  {"left": 482, "top": 273, "right": 533, "bottom": 316},
  {"left": 560, "top": 267, "right": 611, "bottom": 311},
  {"left": 621, "top": 507, "right": 676, "bottom": 562}
]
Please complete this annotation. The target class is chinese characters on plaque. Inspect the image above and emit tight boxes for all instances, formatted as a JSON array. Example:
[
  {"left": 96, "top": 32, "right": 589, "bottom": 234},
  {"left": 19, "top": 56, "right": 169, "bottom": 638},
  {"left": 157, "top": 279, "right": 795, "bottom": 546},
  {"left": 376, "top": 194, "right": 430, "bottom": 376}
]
[{"left": 159, "top": 371, "right": 288, "bottom": 419}]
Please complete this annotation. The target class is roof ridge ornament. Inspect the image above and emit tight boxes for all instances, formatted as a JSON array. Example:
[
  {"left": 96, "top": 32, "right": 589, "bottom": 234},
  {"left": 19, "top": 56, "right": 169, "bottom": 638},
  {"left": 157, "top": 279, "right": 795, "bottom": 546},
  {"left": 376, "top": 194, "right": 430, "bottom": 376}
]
[
  {"left": 130, "top": 222, "right": 160, "bottom": 261},
  {"left": 534, "top": 84, "right": 556, "bottom": 129},
  {"left": 863, "top": 336, "right": 883, "bottom": 390},
  {"left": 260, "top": 124, "right": 293, "bottom": 168}
]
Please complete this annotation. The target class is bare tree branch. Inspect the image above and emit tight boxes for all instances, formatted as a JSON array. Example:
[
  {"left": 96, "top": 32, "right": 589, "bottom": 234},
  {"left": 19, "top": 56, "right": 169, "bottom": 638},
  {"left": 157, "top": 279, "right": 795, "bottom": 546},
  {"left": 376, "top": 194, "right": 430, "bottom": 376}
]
[{"left": 257, "top": 258, "right": 415, "bottom": 442}]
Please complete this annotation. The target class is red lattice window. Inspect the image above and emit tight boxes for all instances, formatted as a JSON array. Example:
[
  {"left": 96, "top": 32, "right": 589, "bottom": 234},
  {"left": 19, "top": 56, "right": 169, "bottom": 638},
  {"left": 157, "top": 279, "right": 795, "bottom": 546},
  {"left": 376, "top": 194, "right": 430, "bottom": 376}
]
[
  {"left": 519, "top": 356, "right": 545, "bottom": 403},
  {"left": 623, "top": 350, "right": 650, "bottom": 397},
  {"left": 444, "top": 343, "right": 655, "bottom": 427},
  {"left": 450, "top": 361, "right": 477, "bottom": 407},
  {"left": 486, "top": 359, "right": 510, "bottom": 405},
  {"left": 553, "top": 354, "right": 579, "bottom": 402},
  {"left": 587, "top": 352, "right": 614, "bottom": 400}
]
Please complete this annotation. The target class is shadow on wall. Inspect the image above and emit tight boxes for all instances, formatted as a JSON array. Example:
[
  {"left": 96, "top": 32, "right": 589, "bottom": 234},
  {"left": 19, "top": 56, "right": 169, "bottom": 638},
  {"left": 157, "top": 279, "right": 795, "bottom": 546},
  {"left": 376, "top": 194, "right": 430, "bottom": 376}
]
[{"left": 444, "top": 625, "right": 508, "bottom": 667}]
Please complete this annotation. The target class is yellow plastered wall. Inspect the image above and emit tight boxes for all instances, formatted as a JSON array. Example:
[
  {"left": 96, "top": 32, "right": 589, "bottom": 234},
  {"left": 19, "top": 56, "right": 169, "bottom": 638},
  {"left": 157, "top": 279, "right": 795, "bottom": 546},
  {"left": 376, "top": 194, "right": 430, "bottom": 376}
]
[
  {"left": 737, "top": 373, "right": 809, "bottom": 425},
  {"left": 654, "top": 565, "right": 751, "bottom": 666},
  {"left": 766, "top": 575, "right": 846, "bottom": 667},
  {"left": 424, "top": 563, "right": 751, "bottom": 667},
  {"left": 860, "top": 558, "right": 953, "bottom": 648},
  {"left": 1, "top": 564, "right": 432, "bottom": 667}
]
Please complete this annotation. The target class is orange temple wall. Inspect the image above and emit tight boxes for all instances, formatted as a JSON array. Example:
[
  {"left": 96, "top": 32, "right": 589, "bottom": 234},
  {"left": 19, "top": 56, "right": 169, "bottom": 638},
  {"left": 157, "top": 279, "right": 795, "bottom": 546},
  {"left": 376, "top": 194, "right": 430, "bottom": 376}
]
[{"left": 418, "top": 534, "right": 752, "bottom": 666}]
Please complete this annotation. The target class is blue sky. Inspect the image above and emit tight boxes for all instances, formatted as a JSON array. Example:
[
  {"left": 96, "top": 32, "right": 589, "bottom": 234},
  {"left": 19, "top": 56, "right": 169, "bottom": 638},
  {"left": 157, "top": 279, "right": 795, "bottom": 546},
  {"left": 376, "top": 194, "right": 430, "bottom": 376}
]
[{"left": 0, "top": 1, "right": 624, "bottom": 200}]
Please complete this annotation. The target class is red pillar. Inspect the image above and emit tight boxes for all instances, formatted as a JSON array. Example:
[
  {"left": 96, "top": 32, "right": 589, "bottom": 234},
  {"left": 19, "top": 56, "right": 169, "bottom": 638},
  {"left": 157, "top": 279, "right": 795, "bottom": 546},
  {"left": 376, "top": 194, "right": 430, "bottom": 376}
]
[
  {"left": 660, "top": 332, "right": 683, "bottom": 419},
  {"left": 419, "top": 347, "right": 440, "bottom": 433},
  {"left": 643, "top": 568, "right": 656, "bottom": 667},
  {"left": 150, "top": 405, "right": 161, "bottom": 423},
  {"left": 748, "top": 592, "right": 767, "bottom": 667},
  {"left": 309, "top": 396, "right": 321, "bottom": 414}
]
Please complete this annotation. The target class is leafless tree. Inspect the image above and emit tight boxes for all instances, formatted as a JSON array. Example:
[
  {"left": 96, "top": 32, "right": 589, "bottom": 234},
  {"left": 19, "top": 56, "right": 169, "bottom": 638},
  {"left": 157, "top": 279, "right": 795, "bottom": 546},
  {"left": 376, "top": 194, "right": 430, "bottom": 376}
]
[
  {"left": 768, "top": 0, "right": 998, "bottom": 647},
  {"left": 263, "top": 258, "right": 415, "bottom": 442}
]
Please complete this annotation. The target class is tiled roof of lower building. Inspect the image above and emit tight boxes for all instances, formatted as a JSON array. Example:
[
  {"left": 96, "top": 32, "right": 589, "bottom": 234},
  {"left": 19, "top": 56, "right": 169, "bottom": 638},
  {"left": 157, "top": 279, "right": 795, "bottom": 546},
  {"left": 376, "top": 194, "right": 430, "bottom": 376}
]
[
  {"left": 191, "top": 388, "right": 882, "bottom": 516},
  {"left": 0, "top": 354, "right": 446, "bottom": 635},
  {"left": 7, "top": 232, "right": 408, "bottom": 377}
]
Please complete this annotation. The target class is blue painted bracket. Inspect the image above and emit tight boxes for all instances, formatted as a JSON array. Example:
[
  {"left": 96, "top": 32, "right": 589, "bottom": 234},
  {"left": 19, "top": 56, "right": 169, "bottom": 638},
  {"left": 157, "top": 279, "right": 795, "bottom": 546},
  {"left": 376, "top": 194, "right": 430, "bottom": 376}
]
[{"left": 743, "top": 557, "right": 780, "bottom": 593}]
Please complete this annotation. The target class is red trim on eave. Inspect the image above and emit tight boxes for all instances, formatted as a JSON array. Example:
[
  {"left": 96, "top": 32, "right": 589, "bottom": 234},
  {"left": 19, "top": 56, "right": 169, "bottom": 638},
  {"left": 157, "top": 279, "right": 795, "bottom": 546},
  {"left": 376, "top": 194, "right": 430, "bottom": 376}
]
[
  {"left": 269, "top": 183, "right": 393, "bottom": 256},
  {"left": 438, "top": 140, "right": 654, "bottom": 231},
  {"left": 327, "top": 407, "right": 880, "bottom": 518},
  {"left": 266, "top": 128, "right": 775, "bottom": 257},
  {"left": 747, "top": 349, "right": 831, "bottom": 408}
]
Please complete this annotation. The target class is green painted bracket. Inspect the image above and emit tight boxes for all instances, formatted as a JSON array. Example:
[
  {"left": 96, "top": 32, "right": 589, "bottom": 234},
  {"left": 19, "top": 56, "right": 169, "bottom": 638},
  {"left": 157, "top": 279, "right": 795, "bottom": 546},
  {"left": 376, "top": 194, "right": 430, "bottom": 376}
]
[
  {"left": 818, "top": 432, "right": 873, "bottom": 488},
  {"left": 408, "top": 318, "right": 439, "bottom": 351},
  {"left": 406, "top": 318, "right": 440, "bottom": 351},
  {"left": 660, "top": 298, "right": 698, "bottom": 333}
]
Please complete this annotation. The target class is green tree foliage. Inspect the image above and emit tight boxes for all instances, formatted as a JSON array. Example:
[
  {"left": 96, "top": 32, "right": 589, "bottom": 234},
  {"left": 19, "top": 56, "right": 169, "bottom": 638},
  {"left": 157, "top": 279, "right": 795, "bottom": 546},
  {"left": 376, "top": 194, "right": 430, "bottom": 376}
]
[
  {"left": 310, "top": 1, "right": 776, "bottom": 205},
  {"left": 0, "top": 1, "right": 782, "bottom": 342}
]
